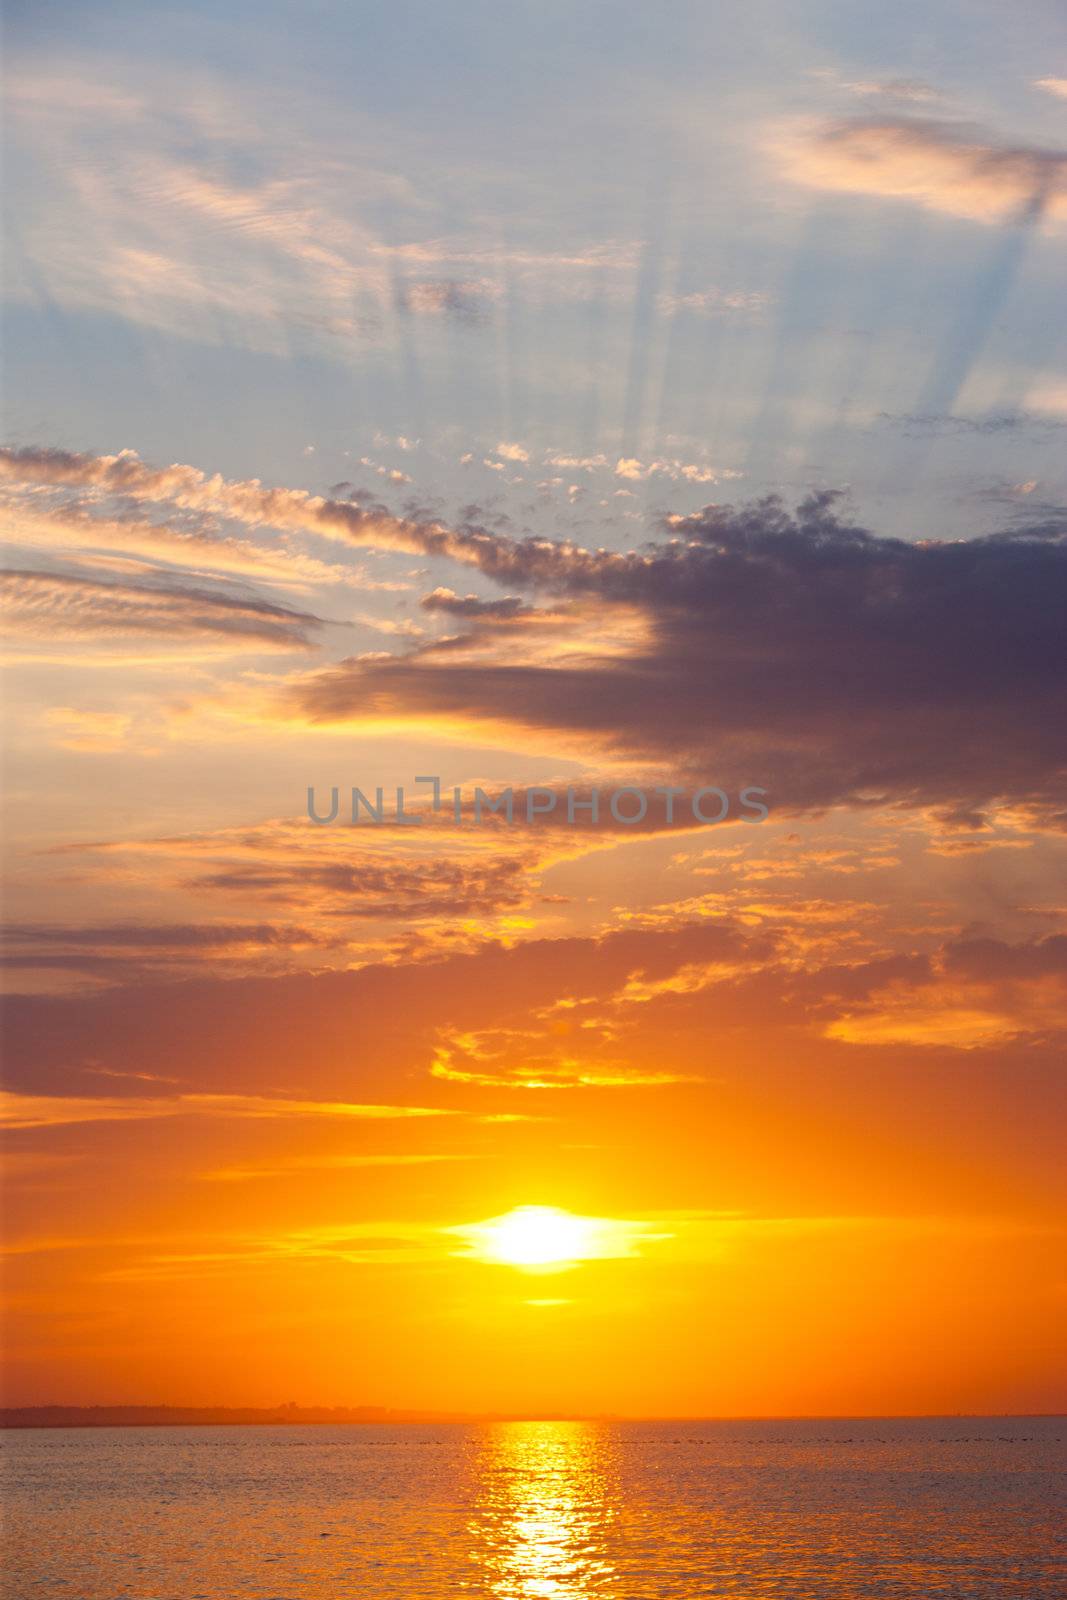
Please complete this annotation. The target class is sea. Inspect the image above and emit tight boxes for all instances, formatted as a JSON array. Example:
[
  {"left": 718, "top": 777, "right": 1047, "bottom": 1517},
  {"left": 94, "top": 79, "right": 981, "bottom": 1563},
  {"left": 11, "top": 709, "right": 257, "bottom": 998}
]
[{"left": 2, "top": 1417, "right": 1064, "bottom": 1598}]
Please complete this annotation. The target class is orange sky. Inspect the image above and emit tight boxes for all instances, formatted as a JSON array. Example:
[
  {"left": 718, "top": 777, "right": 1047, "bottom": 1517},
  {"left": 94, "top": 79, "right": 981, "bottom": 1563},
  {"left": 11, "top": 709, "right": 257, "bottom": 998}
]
[{"left": 4, "top": 779, "right": 1066, "bottom": 1414}]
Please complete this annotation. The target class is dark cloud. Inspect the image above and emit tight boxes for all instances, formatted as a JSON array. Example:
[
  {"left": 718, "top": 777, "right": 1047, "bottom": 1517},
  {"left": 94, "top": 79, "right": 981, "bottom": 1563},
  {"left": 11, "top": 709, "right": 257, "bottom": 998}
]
[
  {"left": 1, "top": 922, "right": 331, "bottom": 983},
  {"left": 4, "top": 923, "right": 323, "bottom": 949},
  {"left": 183, "top": 856, "right": 531, "bottom": 919},
  {"left": 878, "top": 411, "right": 1063, "bottom": 436},
  {"left": 4, "top": 923, "right": 1064, "bottom": 1158},
  {"left": 0, "top": 918, "right": 769, "bottom": 1098},
  {"left": 942, "top": 933, "right": 1067, "bottom": 982},
  {"left": 289, "top": 493, "right": 1067, "bottom": 824}
]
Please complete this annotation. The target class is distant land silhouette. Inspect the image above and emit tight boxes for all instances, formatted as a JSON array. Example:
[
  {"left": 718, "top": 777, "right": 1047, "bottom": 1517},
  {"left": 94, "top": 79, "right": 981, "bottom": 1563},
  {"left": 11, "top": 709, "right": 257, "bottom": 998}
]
[
  {"left": 0, "top": 1403, "right": 604, "bottom": 1429},
  {"left": 3, "top": 1406, "right": 1058, "bottom": 1430}
]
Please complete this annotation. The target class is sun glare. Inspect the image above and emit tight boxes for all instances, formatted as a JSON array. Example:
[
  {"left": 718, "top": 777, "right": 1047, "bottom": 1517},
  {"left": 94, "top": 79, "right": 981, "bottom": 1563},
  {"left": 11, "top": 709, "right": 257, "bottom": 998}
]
[
  {"left": 482, "top": 1207, "right": 597, "bottom": 1267},
  {"left": 450, "top": 1205, "right": 660, "bottom": 1271}
]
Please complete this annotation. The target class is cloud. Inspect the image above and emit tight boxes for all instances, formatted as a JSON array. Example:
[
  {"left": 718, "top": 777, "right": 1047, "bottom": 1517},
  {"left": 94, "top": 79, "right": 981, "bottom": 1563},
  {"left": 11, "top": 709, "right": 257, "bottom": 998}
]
[
  {"left": 657, "top": 289, "right": 772, "bottom": 316},
  {"left": 0, "top": 490, "right": 366, "bottom": 589},
  {"left": 1026, "top": 381, "right": 1067, "bottom": 417},
  {"left": 0, "top": 445, "right": 509, "bottom": 571},
  {"left": 27, "top": 814, "right": 566, "bottom": 979},
  {"left": 6, "top": 65, "right": 648, "bottom": 370},
  {"left": 371, "top": 238, "right": 641, "bottom": 277},
  {"left": 373, "top": 433, "right": 419, "bottom": 452},
  {"left": 494, "top": 442, "right": 529, "bottom": 463},
  {"left": 879, "top": 410, "right": 1063, "bottom": 436},
  {"left": 420, "top": 586, "right": 529, "bottom": 620},
  {"left": 351, "top": 611, "right": 424, "bottom": 638},
  {"left": 613, "top": 456, "right": 740, "bottom": 483},
  {"left": 4, "top": 922, "right": 325, "bottom": 949},
  {"left": 824, "top": 933, "right": 1067, "bottom": 1047},
  {"left": 42, "top": 708, "right": 132, "bottom": 753},
  {"left": 358, "top": 457, "right": 413, "bottom": 485},
  {"left": 544, "top": 453, "right": 609, "bottom": 471},
  {"left": 4, "top": 917, "right": 1064, "bottom": 1144},
  {"left": 942, "top": 933, "right": 1067, "bottom": 983},
  {"left": 397, "top": 279, "right": 496, "bottom": 324},
  {"left": 8, "top": 446, "right": 1066, "bottom": 826},
  {"left": 0, "top": 566, "right": 322, "bottom": 651},
  {"left": 778, "top": 118, "right": 1067, "bottom": 224},
  {"left": 429, "top": 1033, "right": 699, "bottom": 1089},
  {"left": 838, "top": 78, "right": 941, "bottom": 105},
  {"left": 0, "top": 1092, "right": 456, "bottom": 1131},
  {"left": 286, "top": 492, "right": 1067, "bottom": 825},
  {"left": 182, "top": 855, "right": 533, "bottom": 921},
  {"left": 0, "top": 917, "right": 776, "bottom": 1100},
  {"left": 1, "top": 921, "right": 334, "bottom": 986},
  {"left": 5, "top": 71, "right": 399, "bottom": 349},
  {"left": 201, "top": 1152, "right": 474, "bottom": 1182},
  {"left": 1034, "top": 78, "right": 1067, "bottom": 100}
]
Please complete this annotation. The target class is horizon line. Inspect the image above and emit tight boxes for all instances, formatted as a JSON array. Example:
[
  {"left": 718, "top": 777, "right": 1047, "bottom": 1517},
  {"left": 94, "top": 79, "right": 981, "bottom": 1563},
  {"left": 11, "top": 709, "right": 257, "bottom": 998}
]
[{"left": 3, "top": 1402, "right": 1064, "bottom": 1430}]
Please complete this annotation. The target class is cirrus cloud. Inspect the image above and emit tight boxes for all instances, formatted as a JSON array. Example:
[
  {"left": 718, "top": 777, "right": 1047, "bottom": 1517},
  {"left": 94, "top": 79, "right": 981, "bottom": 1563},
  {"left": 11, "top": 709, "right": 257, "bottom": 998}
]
[{"left": 1, "top": 566, "right": 323, "bottom": 652}]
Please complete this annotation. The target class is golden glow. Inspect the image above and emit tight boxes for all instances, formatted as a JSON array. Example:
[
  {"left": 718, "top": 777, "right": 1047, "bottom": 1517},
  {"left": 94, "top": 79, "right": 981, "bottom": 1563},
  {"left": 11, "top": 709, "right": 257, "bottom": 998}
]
[
  {"left": 449, "top": 1205, "right": 658, "bottom": 1271},
  {"left": 468, "top": 1422, "right": 617, "bottom": 1597}
]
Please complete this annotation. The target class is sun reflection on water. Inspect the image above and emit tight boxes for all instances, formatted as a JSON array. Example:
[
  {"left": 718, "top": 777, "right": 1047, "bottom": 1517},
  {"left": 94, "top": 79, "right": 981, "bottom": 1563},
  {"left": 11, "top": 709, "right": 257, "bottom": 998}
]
[{"left": 466, "top": 1421, "right": 619, "bottom": 1597}]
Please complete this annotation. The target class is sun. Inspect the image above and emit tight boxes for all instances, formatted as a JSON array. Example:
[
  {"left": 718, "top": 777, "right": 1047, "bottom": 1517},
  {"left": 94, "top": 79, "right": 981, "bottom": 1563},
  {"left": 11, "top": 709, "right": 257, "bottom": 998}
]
[
  {"left": 449, "top": 1204, "right": 661, "bottom": 1272},
  {"left": 479, "top": 1206, "right": 598, "bottom": 1267}
]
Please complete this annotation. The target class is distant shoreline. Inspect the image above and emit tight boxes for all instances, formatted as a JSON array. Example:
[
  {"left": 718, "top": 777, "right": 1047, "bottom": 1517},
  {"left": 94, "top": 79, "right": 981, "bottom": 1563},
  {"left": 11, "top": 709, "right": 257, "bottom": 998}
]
[
  {"left": 3, "top": 1406, "right": 1063, "bottom": 1430},
  {"left": 0, "top": 1405, "right": 602, "bottom": 1429}
]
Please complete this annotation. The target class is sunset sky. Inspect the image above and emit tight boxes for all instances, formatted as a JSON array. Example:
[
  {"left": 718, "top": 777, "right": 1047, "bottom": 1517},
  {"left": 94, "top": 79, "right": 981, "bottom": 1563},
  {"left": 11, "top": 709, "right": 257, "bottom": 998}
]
[{"left": 2, "top": 0, "right": 1066, "bottom": 1418}]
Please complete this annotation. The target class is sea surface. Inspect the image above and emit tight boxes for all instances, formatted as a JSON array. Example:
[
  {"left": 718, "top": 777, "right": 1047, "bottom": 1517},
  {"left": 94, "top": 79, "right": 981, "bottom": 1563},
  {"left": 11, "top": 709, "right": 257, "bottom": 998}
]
[{"left": 2, "top": 1417, "right": 1064, "bottom": 1598}]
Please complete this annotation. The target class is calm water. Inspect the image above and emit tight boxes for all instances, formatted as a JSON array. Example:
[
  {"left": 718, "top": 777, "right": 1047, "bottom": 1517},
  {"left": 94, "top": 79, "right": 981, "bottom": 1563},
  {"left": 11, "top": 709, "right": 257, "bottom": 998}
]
[{"left": 2, "top": 1418, "right": 1064, "bottom": 1598}]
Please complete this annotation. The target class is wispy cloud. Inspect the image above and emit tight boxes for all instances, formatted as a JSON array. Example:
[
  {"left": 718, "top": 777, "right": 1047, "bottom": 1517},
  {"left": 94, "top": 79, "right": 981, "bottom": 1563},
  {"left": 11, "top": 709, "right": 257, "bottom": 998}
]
[
  {"left": 0, "top": 490, "right": 375, "bottom": 591},
  {"left": 777, "top": 117, "right": 1067, "bottom": 224},
  {"left": 1, "top": 566, "right": 322, "bottom": 651},
  {"left": 657, "top": 288, "right": 772, "bottom": 317},
  {"left": 201, "top": 1152, "right": 475, "bottom": 1182},
  {"left": 42, "top": 707, "right": 133, "bottom": 753},
  {"left": 0, "top": 1092, "right": 457, "bottom": 1131},
  {"left": 396, "top": 279, "right": 498, "bottom": 324}
]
